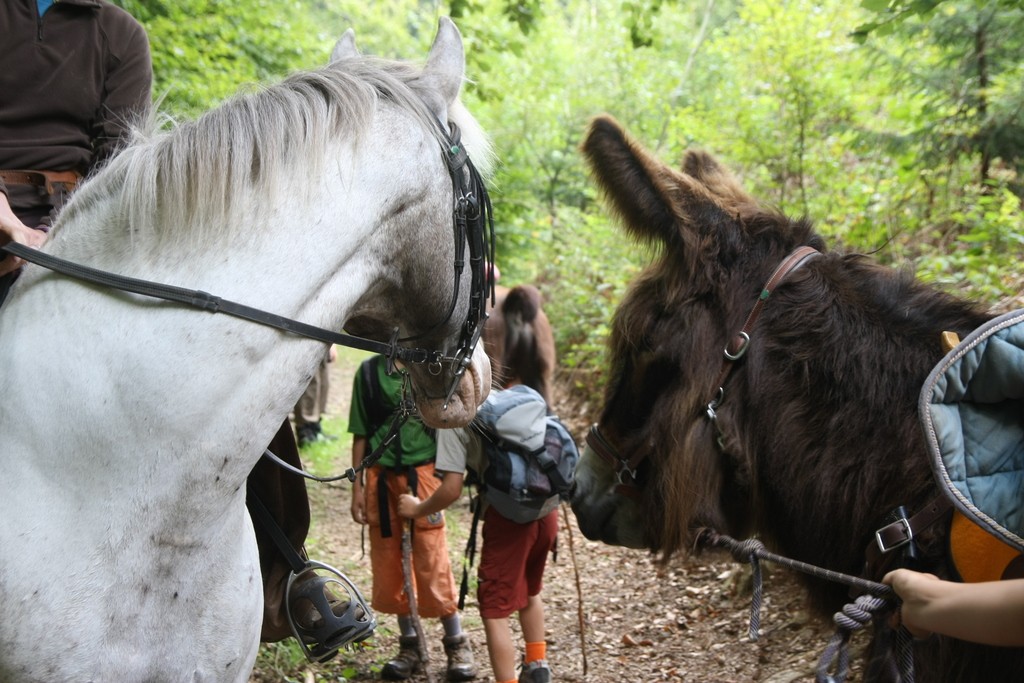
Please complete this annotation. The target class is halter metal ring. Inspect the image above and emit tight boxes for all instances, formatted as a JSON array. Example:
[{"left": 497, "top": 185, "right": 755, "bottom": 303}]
[
  {"left": 706, "top": 387, "right": 725, "bottom": 421},
  {"left": 723, "top": 332, "right": 750, "bottom": 361}
]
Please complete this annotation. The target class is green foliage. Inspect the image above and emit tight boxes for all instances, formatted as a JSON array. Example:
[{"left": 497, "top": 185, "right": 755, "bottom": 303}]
[
  {"left": 852, "top": 0, "right": 944, "bottom": 41},
  {"left": 852, "top": 0, "right": 1023, "bottom": 41},
  {"left": 917, "top": 180, "right": 1024, "bottom": 299},
  {"left": 116, "top": 0, "right": 445, "bottom": 117},
  {"left": 536, "top": 209, "right": 647, "bottom": 382},
  {"left": 117, "top": 0, "right": 338, "bottom": 116},
  {"left": 119, "top": 0, "right": 1022, "bottom": 409}
]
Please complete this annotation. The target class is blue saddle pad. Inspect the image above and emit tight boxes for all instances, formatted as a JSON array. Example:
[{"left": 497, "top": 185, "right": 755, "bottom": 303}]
[{"left": 920, "top": 309, "right": 1024, "bottom": 554}]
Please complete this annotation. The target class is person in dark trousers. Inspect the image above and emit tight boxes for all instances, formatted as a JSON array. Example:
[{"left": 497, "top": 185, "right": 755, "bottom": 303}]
[{"left": 295, "top": 346, "right": 338, "bottom": 447}]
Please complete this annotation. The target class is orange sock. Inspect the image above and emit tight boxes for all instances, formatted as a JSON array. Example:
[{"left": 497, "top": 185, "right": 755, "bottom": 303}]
[
  {"left": 498, "top": 680, "right": 517, "bottom": 683},
  {"left": 525, "top": 640, "right": 546, "bottom": 663}
]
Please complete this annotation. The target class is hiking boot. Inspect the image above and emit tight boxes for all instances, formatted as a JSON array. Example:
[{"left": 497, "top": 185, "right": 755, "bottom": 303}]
[
  {"left": 381, "top": 635, "right": 421, "bottom": 680},
  {"left": 518, "top": 659, "right": 551, "bottom": 683},
  {"left": 442, "top": 633, "right": 478, "bottom": 681},
  {"left": 296, "top": 424, "right": 320, "bottom": 448},
  {"left": 297, "top": 422, "right": 336, "bottom": 447}
]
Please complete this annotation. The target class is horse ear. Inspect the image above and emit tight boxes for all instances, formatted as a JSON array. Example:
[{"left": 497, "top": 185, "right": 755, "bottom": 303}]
[
  {"left": 421, "top": 17, "right": 465, "bottom": 122},
  {"left": 330, "top": 29, "right": 359, "bottom": 63},
  {"left": 681, "top": 150, "right": 756, "bottom": 215},
  {"left": 581, "top": 115, "right": 704, "bottom": 247}
]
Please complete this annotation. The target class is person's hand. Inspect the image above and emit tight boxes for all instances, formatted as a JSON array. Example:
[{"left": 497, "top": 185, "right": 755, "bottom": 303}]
[
  {"left": 397, "top": 493, "right": 421, "bottom": 519},
  {"left": 0, "top": 204, "right": 45, "bottom": 277},
  {"left": 883, "top": 568, "right": 943, "bottom": 639},
  {"left": 350, "top": 488, "right": 367, "bottom": 525},
  {"left": 328, "top": 345, "right": 338, "bottom": 363}
]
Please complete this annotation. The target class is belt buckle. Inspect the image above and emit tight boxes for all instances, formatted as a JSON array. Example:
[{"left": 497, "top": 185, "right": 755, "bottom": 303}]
[{"left": 875, "top": 516, "right": 912, "bottom": 554}]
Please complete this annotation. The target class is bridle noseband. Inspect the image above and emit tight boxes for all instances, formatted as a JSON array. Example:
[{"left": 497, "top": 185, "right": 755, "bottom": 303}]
[
  {"left": 587, "top": 245, "right": 821, "bottom": 495},
  {"left": 584, "top": 423, "right": 643, "bottom": 497}
]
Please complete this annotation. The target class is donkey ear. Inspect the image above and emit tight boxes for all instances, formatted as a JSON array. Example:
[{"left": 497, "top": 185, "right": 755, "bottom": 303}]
[
  {"left": 330, "top": 29, "right": 359, "bottom": 63},
  {"left": 581, "top": 115, "right": 696, "bottom": 246},
  {"left": 681, "top": 150, "right": 756, "bottom": 214},
  {"left": 421, "top": 17, "right": 465, "bottom": 123}
]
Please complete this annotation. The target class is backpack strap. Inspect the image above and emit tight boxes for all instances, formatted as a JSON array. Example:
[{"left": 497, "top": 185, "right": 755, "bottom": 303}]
[
  {"left": 377, "top": 465, "right": 420, "bottom": 540},
  {"left": 360, "top": 356, "right": 391, "bottom": 440},
  {"left": 363, "top": 355, "right": 412, "bottom": 539},
  {"left": 539, "top": 417, "right": 573, "bottom": 493}
]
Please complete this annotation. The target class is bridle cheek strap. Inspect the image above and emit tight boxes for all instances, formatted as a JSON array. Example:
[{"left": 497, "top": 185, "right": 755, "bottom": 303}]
[
  {"left": 714, "top": 245, "right": 820, "bottom": 392},
  {"left": 587, "top": 246, "right": 823, "bottom": 500},
  {"left": 705, "top": 245, "right": 821, "bottom": 443}
]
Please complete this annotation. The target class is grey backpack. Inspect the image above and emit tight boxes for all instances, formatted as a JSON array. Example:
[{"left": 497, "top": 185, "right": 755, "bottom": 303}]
[{"left": 470, "top": 385, "right": 579, "bottom": 524}]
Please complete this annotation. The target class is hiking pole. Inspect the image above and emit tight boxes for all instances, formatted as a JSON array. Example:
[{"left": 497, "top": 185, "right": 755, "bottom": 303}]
[
  {"left": 401, "top": 493, "right": 435, "bottom": 683},
  {"left": 561, "top": 502, "right": 589, "bottom": 676}
]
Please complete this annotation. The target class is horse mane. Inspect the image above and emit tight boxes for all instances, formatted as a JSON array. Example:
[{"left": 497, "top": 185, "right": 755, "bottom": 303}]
[{"left": 56, "top": 57, "right": 493, "bottom": 252}]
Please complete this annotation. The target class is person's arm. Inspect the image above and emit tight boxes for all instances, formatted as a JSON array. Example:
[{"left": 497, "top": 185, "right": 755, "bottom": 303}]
[
  {"left": 883, "top": 569, "right": 1024, "bottom": 646},
  {"left": 349, "top": 435, "right": 368, "bottom": 525},
  {"left": 92, "top": 13, "right": 153, "bottom": 164},
  {"left": 396, "top": 470, "right": 465, "bottom": 519},
  {"left": 0, "top": 192, "right": 46, "bottom": 277}
]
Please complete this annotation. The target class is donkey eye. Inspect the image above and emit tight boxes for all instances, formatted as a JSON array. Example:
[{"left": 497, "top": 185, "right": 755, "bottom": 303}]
[
  {"left": 637, "top": 355, "right": 678, "bottom": 399},
  {"left": 608, "top": 352, "right": 676, "bottom": 430}
]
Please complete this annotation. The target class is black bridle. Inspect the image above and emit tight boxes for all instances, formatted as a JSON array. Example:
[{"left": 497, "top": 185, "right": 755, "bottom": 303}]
[
  {"left": 2, "top": 121, "right": 493, "bottom": 400},
  {"left": 2, "top": 122, "right": 494, "bottom": 481}
]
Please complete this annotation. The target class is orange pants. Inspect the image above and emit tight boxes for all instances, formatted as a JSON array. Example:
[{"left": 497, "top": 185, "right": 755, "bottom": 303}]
[{"left": 365, "top": 462, "right": 458, "bottom": 617}]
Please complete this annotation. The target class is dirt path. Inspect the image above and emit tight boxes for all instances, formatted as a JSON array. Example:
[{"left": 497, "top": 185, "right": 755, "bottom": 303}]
[{"left": 251, "top": 354, "right": 868, "bottom": 682}]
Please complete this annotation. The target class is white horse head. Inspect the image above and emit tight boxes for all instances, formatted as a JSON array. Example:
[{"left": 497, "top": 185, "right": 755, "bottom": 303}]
[{"left": 0, "top": 18, "right": 490, "bottom": 682}]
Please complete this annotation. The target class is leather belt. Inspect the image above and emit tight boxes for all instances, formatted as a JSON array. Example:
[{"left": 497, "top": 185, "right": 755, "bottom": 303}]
[
  {"left": 864, "top": 494, "right": 952, "bottom": 577},
  {"left": 0, "top": 169, "right": 81, "bottom": 195}
]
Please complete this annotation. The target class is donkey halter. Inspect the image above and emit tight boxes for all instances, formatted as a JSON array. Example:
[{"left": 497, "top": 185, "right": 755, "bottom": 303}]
[{"left": 588, "top": 245, "right": 821, "bottom": 495}]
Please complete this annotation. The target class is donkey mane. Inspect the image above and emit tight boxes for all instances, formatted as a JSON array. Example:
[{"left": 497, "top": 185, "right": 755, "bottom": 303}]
[{"left": 57, "top": 57, "right": 492, "bottom": 252}]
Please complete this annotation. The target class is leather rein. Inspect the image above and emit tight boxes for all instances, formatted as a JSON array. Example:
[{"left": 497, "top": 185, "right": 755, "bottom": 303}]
[
  {"left": 586, "top": 245, "right": 821, "bottom": 493},
  {"left": 2, "top": 122, "right": 492, "bottom": 393},
  {"left": 2, "top": 122, "right": 494, "bottom": 482}
]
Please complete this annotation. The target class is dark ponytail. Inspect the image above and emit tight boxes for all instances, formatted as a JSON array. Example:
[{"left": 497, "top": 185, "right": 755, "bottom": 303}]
[{"left": 501, "top": 285, "right": 552, "bottom": 403}]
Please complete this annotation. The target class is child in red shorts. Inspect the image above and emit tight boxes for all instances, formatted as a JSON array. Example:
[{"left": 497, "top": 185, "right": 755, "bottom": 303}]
[
  {"left": 397, "top": 415, "right": 557, "bottom": 683},
  {"left": 397, "top": 286, "right": 558, "bottom": 683}
]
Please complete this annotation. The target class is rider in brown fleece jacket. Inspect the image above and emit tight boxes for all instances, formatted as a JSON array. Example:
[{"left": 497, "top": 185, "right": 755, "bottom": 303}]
[{"left": 0, "top": 0, "right": 152, "bottom": 281}]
